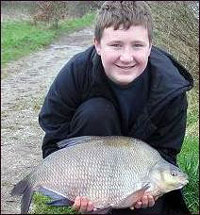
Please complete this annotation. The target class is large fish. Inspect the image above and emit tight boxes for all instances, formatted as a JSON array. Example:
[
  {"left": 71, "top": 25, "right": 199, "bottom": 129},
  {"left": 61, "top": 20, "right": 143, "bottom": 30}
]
[{"left": 11, "top": 136, "right": 188, "bottom": 214}]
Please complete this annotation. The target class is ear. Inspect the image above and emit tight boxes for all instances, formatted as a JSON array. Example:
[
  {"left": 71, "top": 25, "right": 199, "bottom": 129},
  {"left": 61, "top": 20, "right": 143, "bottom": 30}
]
[{"left": 94, "top": 38, "right": 101, "bottom": 56}]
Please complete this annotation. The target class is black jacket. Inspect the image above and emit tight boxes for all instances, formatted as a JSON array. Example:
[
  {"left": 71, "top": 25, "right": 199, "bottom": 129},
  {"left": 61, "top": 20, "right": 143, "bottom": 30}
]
[
  {"left": 39, "top": 45, "right": 193, "bottom": 162},
  {"left": 39, "top": 45, "right": 193, "bottom": 215}
]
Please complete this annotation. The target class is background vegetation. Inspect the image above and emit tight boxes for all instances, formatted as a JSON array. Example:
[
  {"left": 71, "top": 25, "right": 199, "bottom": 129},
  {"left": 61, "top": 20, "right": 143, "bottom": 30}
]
[
  {"left": 1, "top": 1, "right": 97, "bottom": 70},
  {"left": 1, "top": 1, "right": 199, "bottom": 214},
  {"left": 149, "top": 2, "right": 199, "bottom": 213}
]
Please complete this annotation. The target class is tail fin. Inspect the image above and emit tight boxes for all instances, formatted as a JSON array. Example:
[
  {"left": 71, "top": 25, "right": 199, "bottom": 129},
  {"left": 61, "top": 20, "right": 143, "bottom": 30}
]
[
  {"left": 21, "top": 184, "right": 34, "bottom": 214},
  {"left": 11, "top": 178, "right": 34, "bottom": 214},
  {"left": 11, "top": 178, "right": 29, "bottom": 196}
]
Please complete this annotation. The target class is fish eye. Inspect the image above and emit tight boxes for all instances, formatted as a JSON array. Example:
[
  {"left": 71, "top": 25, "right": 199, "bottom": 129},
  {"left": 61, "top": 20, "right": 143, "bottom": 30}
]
[{"left": 171, "top": 170, "right": 178, "bottom": 177}]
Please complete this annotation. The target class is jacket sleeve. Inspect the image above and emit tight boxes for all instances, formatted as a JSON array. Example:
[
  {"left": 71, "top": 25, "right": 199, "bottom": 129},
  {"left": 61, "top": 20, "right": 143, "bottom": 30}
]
[
  {"left": 39, "top": 60, "right": 83, "bottom": 158},
  {"left": 148, "top": 93, "right": 188, "bottom": 165}
]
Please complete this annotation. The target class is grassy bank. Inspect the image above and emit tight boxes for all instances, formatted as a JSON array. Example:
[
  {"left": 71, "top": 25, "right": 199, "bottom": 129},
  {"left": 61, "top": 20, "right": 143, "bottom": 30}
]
[
  {"left": 1, "top": 12, "right": 95, "bottom": 68},
  {"left": 178, "top": 136, "right": 199, "bottom": 213},
  {"left": 177, "top": 89, "right": 199, "bottom": 213}
]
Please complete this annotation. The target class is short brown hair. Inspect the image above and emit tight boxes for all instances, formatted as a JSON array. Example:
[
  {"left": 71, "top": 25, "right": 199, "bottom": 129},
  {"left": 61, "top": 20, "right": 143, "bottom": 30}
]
[{"left": 94, "top": 1, "right": 153, "bottom": 43}]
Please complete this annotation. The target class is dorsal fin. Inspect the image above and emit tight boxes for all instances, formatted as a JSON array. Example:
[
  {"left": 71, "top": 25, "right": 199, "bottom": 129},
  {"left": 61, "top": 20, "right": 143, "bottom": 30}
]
[{"left": 56, "top": 136, "right": 97, "bottom": 149}]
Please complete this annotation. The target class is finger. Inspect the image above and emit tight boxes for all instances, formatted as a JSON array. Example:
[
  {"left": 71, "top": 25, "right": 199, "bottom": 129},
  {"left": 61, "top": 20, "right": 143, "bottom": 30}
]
[
  {"left": 147, "top": 195, "right": 155, "bottom": 207},
  {"left": 134, "top": 201, "right": 142, "bottom": 209},
  {"left": 79, "top": 197, "right": 89, "bottom": 213},
  {"left": 141, "top": 195, "right": 148, "bottom": 208},
  {"left": 72, "top": 196, "right": 81, "bottom": 211},
  {"left": 87, "top": 201, "right": 94, "bottom": 212}
]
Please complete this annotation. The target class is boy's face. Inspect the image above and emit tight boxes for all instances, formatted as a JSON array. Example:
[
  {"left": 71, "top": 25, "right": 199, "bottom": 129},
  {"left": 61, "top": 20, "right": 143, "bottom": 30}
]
[{"left": 94, "top": 25, "right": 152, "bottom": 85}]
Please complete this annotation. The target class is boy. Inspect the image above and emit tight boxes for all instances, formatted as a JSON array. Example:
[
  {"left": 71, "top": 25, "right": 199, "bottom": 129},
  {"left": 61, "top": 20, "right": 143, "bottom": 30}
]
[{"left": 39, "top": 1, "right": 193, "bottom": 214}]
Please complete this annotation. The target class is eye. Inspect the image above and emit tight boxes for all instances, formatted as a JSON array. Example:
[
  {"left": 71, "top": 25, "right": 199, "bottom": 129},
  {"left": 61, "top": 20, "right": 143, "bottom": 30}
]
[
  {"left": 171, "top": 170, "right": 178, "bottom": 177},
  {"left": 133, "top": 44, "right": 143, "bottom": 48},
  {"left": 110, "top": 44, "right": 122, "bottom": 48}
]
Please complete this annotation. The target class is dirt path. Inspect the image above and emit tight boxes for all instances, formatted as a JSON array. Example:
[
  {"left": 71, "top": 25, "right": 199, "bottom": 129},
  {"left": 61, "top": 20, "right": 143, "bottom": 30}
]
[{"left": 1, "top": 27, "right": 94, "bottom": 214}]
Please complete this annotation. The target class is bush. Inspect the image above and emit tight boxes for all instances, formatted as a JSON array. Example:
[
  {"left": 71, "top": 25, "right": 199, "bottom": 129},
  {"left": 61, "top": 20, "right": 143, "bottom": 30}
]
[
  {"left": 30, "top": 1, "right": 103, "bottom": 28},
  {"left": 30, "top": 1, "right": 68, "bottom": 28},
  {"left": 148, "top": 1, "right": 199, "bottom": 85}
]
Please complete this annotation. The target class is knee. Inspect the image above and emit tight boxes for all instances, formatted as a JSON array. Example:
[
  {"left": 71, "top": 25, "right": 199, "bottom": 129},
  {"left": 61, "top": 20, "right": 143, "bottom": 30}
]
[
  {"left": 69, "top": 97, "right": 121, "bottom": 136},
  {"left": 76, "top": 97, "right": 118, "bottom": 123}
]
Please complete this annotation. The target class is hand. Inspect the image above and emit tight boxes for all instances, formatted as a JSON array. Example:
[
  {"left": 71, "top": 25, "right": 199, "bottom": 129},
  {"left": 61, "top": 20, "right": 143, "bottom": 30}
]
[
  {"left": 72, "top": 196, "right": 95, "bottom": 213},
  {"left": 130, "top": 194, "right": 159, "bottom": 210}
]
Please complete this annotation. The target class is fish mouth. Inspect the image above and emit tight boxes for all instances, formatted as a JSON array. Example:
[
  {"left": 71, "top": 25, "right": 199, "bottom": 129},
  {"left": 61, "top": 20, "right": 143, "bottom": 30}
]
[
  {"left": 182, "top": 179, "right": 189, "bottom": 185},
  {"left": 179, "top": 178, "right": 189, "bottom": 188}
]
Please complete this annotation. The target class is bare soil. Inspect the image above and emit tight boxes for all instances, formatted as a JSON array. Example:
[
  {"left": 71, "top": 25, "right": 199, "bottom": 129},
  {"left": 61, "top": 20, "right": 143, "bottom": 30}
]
[{"left": 1, "top": 27, "right": 94, "bottom": 214}]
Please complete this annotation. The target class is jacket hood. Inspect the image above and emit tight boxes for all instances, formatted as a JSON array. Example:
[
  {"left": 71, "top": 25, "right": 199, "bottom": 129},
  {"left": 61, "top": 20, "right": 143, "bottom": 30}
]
[{"left": 147, "top": 46, "right": 193, "bottom": 115}]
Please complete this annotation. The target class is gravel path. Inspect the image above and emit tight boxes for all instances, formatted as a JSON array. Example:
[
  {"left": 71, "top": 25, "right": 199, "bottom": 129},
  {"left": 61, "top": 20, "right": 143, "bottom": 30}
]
[{"left": 1, "top": 27, "right": 94, "bottom": 214}]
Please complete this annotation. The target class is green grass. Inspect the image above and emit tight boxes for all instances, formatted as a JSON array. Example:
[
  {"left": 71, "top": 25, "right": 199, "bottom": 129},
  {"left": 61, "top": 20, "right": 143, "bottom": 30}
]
[
  {"left": 31, "top": 193, "right": 77, "bottom": 214},
  {"left": 177, "top": 136, "right": 199, "bottom": 213},
  {"left": 59, "top": 13, "right": 95, "bottom": 32},
  {"left": 177, "top": 90, "right": 199, "bottom": 214},
  {"left": 1, "top": 12, "right": 95, "bottom": 68},
  {"left": 1, "top": 21, "right": 55, "bottom": 65}
]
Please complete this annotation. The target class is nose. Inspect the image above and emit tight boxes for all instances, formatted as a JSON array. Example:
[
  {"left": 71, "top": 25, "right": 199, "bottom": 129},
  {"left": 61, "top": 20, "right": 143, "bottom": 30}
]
[{"left": 120, "top": 48, "right": 133, "bottom": 63}]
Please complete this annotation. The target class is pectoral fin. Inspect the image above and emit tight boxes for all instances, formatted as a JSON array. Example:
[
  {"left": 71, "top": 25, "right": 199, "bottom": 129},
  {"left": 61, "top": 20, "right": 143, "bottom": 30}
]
[
  {"left": 38, "top": 186, "right": 73, "bottom": 206},
  {"left": 47, "top": 198, "right": 74, "bottom": 206},
  {"left": 38, "top": 186, "right": 66, "bottom": 200},
  {"left": 116, "top": 183, "right": 150, "bottom": 208}
]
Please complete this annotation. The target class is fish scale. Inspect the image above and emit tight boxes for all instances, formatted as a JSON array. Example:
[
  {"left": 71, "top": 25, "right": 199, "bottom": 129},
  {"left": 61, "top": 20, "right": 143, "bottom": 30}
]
[{"left": 11, "top": 136, "right": 189, "bottom": 214}]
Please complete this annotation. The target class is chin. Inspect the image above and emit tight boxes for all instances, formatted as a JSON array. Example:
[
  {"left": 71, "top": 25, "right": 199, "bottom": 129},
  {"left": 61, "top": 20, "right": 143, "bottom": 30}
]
[
  {"left": 115, "top": 80, "right": 132, "bottom": 86},
  {"left": 109, "top": 74, "right": 135, "bottom": 85},
  {"left": 117, "top": 77, "right": 135, "bottom": 85}
]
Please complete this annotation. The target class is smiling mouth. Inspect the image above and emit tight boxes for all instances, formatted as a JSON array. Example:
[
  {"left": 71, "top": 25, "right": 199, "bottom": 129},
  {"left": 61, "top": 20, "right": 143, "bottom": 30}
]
[{"left": 115, "top": 64, "right": 136, "bottom": 69}]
